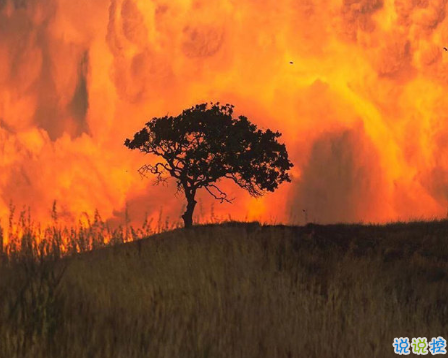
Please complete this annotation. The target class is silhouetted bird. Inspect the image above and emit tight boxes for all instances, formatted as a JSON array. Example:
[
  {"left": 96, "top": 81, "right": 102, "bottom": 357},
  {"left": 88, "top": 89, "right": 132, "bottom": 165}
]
[
  {"left": 289, "top": 61, "right": 294, "bottom": 64},
  {"left": 444, "top": 47, "right": 447, "bottom": 51}
]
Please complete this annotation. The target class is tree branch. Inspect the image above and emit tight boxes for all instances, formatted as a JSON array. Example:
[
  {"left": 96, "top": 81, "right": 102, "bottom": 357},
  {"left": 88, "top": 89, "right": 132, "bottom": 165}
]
[
  {"left": 204, "top": 184, "right": 234, "bottom": 203},
  {"left": 224, "top": 173, "right": 263, "bottom": 197},
  {"left": 137, "top": 163, "right": 171, "bottom": 185}
]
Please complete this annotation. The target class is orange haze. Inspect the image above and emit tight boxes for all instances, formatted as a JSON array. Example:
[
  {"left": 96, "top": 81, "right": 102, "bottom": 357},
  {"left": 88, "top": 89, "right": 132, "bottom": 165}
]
[{"left": 1, "top": 0, "right": 448, "bottom": 236}]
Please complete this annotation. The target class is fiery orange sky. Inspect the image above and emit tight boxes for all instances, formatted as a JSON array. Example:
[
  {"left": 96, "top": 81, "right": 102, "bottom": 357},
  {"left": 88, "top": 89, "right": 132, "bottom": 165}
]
[{"left": 1, "top": 0, "right": 448, "bottom": 230}]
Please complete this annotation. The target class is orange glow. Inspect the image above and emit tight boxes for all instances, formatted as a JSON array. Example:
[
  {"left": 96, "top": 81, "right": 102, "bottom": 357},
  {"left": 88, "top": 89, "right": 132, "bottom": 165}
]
[{"left": 1, "top": 0, "right": 448, "bottom": 243}]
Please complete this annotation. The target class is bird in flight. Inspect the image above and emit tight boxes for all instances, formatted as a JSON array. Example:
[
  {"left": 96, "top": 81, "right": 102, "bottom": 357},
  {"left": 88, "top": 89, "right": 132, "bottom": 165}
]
[
  {"left": 444, "top": 47, "right": 447, "bottom": 51},
  {"left": 289, "top": 61, "right": 294, "bottom": 64}
]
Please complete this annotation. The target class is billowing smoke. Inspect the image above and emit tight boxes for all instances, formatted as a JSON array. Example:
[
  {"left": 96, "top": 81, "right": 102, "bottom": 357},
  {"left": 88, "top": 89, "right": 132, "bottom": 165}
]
[
  {"left": 289, "top": 122, "right": 386, "bottom": 224},
  {"left": 1, "top": 0, "right": 448, "bottom": 234}
]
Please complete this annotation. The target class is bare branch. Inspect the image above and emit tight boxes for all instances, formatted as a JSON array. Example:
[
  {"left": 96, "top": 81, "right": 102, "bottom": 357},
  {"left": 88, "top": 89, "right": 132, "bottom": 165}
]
[
  {"left": 204, "top": 184, "right": 234, "bottom": 203},
  {"left": 138, "top": 163, "right": 171, "bottom": 184},
  {"left": 137, "top": 165, "right": 151, "bottom": 179},
  {"left": 224, "top": 173, "right": 263, "bottom": 197}
]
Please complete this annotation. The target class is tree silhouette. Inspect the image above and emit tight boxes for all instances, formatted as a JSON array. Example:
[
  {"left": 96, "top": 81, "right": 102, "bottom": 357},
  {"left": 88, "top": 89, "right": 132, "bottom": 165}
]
[{"left": 124, "top": 102, "right": 293, "bottom": 228}]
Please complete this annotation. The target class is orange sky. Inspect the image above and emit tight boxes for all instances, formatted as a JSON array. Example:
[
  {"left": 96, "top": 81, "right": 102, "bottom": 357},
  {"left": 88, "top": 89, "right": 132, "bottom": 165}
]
[{"left": 1, "top": 0, "right": 448, "bottom": 232}]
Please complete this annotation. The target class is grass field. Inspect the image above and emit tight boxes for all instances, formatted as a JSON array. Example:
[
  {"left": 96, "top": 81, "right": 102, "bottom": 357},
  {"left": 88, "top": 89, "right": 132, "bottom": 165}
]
[{"left": 0, "top": 216, "right": 447, "bottom": 358}]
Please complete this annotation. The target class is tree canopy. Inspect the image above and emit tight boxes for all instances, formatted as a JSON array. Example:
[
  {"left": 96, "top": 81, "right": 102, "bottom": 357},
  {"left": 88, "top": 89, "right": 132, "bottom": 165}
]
[{"left": 124, "top": 102, "right": 293, "bottom": 227}]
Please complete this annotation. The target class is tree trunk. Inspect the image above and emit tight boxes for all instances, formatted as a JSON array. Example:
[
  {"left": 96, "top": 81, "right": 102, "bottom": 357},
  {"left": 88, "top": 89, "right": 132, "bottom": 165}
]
[{"left": 182, "top": 192, "right": 197, "bottom": 229}]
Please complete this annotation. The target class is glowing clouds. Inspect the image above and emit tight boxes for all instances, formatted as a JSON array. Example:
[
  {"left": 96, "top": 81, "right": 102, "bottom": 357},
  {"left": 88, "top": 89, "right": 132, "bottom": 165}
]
[
  {"left": 2, "top": 0, "right": 448, "bottom": 230},
  {"left": 181, "top": 24, "right": 225, "bottom": 58},
  {"left": 338, "top": 0, "right": 384, "bottom": 41},
  {"left": 107, "top": 0, "right": 176, "bottom": 102},
  {"left": 120, "top": 0, "right": 149, "bottom": 46},
  {"left": 371, "top": 35, "right": 413, "bottom": 79}
]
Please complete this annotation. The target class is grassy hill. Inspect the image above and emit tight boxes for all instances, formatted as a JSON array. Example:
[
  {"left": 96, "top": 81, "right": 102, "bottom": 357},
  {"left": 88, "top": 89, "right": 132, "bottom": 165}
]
[{"left": 0, "top": 220, "right": 447, "bottom": 358}]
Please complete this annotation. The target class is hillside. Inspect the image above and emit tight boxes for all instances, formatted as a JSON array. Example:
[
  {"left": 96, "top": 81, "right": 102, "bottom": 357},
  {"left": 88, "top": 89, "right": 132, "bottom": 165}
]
[{"left": 1, "top": 221, "right": 447, "bottom": 358}]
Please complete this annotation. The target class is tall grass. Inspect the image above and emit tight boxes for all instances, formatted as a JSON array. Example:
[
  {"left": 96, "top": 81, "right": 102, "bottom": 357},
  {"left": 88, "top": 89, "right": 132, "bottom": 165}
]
[
  {"left": 1, "top": 202, "right": 185, "bottom": 258},
  {"left": 0, "top": 207, "right": 447, "bottom": 357}
]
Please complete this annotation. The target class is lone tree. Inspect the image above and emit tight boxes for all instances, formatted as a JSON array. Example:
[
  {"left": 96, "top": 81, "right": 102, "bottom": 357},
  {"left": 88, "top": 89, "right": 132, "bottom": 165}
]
[{"left": 124, "top": 102, "right": 293, "bottom": 228}]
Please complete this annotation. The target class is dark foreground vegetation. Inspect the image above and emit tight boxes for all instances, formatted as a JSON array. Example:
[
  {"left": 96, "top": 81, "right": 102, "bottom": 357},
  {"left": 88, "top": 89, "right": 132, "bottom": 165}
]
[{"left": 0, "top": 218, "right": 447, "bottom": 358}]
